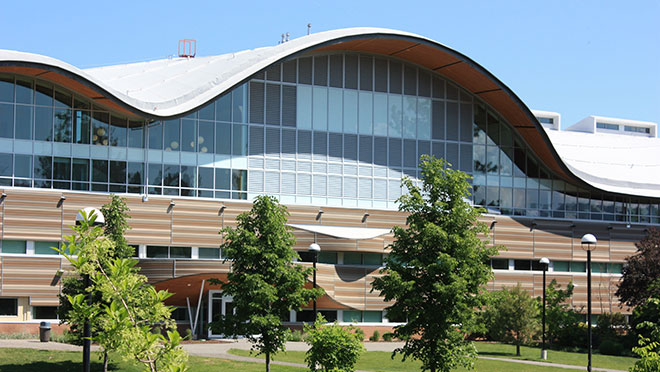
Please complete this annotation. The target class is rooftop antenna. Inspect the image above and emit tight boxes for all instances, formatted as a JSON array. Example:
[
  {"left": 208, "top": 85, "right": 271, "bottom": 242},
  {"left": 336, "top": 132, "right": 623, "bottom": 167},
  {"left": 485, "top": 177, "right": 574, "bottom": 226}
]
[
  {"left": 286, "top": 32, "right": 290, "bottom": 42},
  {"left": 280, "top": 34, "right": 285, "bottom": 44},
  {"left": 307, "top": 23, "right": 311, "bottom": 35},
  {"left": 178, "top": 39, "right": 196, "bottom": 58}
]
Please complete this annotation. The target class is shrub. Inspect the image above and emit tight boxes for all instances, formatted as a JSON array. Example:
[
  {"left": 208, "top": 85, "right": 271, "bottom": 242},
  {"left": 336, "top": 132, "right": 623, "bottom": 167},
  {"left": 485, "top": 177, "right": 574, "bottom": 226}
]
[
  {"left": 354, "top": 327, "right": 365, "bottom": 341},
  {"left": 369, "top": 330, "right": 380, "bottom": 342},
  {"left": 288, "top": 329, "right": 305, "bottom": 342},
  {"left": 599, "top": 339, "right": 625, "bottom": 356},
  {"left": 305, "top": 315, "right": 364, "bottom": 372},
  {"left": 382, "top": 332, "right": 394, "bottom": 342}
]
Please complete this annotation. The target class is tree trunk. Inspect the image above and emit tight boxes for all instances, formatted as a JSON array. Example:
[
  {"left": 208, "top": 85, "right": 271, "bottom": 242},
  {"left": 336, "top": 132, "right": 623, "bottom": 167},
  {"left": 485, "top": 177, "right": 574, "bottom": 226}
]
[
  {"left": 103, "top": 351, "right": 109, "bottom": 372},
  {"left": 266, "top": 351, "right": 270, "bottom": 372},
  {"left": 516, "top": 344, "right": 521, "bottom": 356}
]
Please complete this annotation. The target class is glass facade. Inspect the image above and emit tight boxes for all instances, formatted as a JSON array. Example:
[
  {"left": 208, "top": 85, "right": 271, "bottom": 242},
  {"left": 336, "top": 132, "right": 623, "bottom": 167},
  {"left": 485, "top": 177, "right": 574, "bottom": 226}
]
[{"left": 0, "top": 52, "right": 659, "bottom": 224}]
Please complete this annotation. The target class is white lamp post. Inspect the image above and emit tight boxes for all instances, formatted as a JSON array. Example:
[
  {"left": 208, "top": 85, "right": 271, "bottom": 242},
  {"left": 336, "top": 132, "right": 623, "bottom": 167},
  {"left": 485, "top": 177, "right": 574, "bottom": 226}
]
[
  {"left": 308, "top": 243, "right": 321, "bottom": 320},
  {"left": 581, "top": 233, "right": 597, "bottom": 372},
  {"left": 539, "top": 257, "right": 550, "bottom": 360}
]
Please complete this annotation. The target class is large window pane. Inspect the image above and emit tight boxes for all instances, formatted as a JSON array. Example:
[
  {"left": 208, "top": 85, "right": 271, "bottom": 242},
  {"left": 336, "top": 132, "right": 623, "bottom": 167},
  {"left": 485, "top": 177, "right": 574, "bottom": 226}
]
[
  {"left": 232, "top": 170, "right": 247, "bottom": 191},
  {"left": 15, "top": 105, "right": 32, "bottom": 140},
  {"left": 163, "top": 119, "right": 180, "bottom": 152},
  {"left": 110, "top": 161, "right": 126, "bottom": 184},
  {"left": 199, "top": 247, "right": 220, "bottom": 259},
  {"left": 343, "top": 90, "right": 357, "bottom": 134},
  {"left": 181, "top": 119, "right": 196, "bottom": 152},
  {"left": 358, "top": 91, "right": 373, "bottom": 135},
  {"left": 15, "top": 154, "right": 31, "bottom": 178},
  {"left": 296, "top": 85, "right": 312, "bottom": 130},
  {"left": 34, "top": 106, "right": 53, "bottom": 141},
  {"left": 198, "top": 121, "right": 213, "bottom": 153},
  {"left": 215, "top": 122, "right": 231, "bottom": 154},
  {"left": 148, "top": 163, "right": 162, "bottom": 186},
  {"left": 232, "top": 84, "right": 247, "bottom": 123},
  {"left": 92, "top": 160, "right": 108, "bottom": 182},
  {"left": 0, "top": 153, "right": 11, "bottom": 177},
  {"left": 402, "top": 96, "right": 416, "bottom": 139},
  {"left": 163, "top": 164, "right": 179, "bottom": 187},
  {"left": 216, "top": 94, "right": 231, "bottom": 122},
  {"left": 215, "top": 168, "right": 230, "bottom": 190},
  {"left": 73, "top": 110, "right": 90, "bottom": 144},
  {"left": 15, "top": 77, "right": 33, "bottom": 104},
  {"left": 53, "top": 157, "right": 70, "bottom": 180},
  {"left": 232, "top": 124, "right": 247, "bottom": 156},
  {"left": 128, "top": 120, "right": 144, "bottom": 148},
  {"left": 198, "top": 167, "right": 213, "bottom": 189},
  {"left": 328, "top": 88, "right": 342, "bottom": 133},
  {"left": 54, "top": 109, "right": 72, "bottom": 143},
  {"left": 388, "top": 95, "right": 402, "bottom": 137},
  {"left": 127, "top": 162, "right": 144, "bottom": 185},
  {"left": 110, "top": 116, "right": 127, "bottom": 147},
  {"left": 0, "top": 103, "right": 13, "bottom": 138},
  {"left": 417, "top": 98, "right": 431, "bottom": 140},
  {"left": 92, "top": 111, "right": 109, "bottom": 146},
  {"left": 312, "top": 86, "right": 327, "bottom": 131},
  {"left": 0, "top": 75, "right": 14, "bottom": 103},
  {"left": 72, "top": 158, "right": 89, "bottom": 182},
  {"left": 181, "top": 165, "right": 196, "bottom": 188},
  {"left": 148, "top": 121, "right": 163, "bottom": 150},
  {"left": 373, "top": 93, "right": 388, "bottom": 136},
  {"left": 34, "top": 155, "right": 52, "bottom": 180},
  {"left": 170, "top": 247, "right": 191, "bottom": 258}
]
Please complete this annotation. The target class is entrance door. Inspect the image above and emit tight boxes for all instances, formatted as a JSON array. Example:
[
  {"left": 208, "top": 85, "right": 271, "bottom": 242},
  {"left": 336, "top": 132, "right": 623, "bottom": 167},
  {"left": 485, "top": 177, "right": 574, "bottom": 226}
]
[{"left": 207, "top": 290, "right": 234, "bottom": 338}]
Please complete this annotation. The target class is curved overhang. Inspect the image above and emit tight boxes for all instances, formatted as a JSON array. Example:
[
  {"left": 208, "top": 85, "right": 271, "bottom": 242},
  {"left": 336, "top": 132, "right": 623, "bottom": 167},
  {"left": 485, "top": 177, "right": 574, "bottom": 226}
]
[{"left": 0, "top": 27, "right": 645, "bottom": 198}]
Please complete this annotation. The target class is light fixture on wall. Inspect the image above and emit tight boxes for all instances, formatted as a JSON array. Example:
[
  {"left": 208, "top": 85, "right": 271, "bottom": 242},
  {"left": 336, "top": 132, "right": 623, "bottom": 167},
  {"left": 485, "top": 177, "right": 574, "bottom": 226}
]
[
  {"left": 219, "top": 204, "right": 226, "bottom": 215},
  {"left": 361, "top": 212, "right": 370, "bottom": 223},
  {"left": 489, "top": 220, "right": 497, "bottom": 230},
  {"left": 57, "top": 195, "right": 66, "bottom": 208},
  {"left": 316, "top": 208, "right": 323, "bottom": 221},
  {"left": 0, "top": 192, "right": 6, "bottom": 204},
  {"left": 167, "top": 200, "right": 175, "bottom": 213}
]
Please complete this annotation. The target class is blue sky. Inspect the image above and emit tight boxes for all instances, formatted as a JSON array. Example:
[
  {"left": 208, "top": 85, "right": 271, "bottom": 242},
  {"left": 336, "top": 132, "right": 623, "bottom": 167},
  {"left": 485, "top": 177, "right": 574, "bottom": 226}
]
[{"left": 1, "top": 0, "right": 658, "bottom": 129}]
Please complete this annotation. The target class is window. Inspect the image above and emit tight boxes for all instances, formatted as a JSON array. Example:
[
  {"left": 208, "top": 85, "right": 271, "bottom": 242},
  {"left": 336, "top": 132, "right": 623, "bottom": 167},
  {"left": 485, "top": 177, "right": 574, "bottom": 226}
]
[
  {"left": 146, "top": 246, "right": 191, "bottom": 259},
  {"left": 538, "top": 117, "right": 553, "bottom": 125},
  {"left": 596, "top": 122, "right": 619, "bottom": 131},
  {"left": 1, "top": 240, "right": 26, "bottom": 254},
  {"left": 146, "top": 246, "right": 168, "bottom": 258},
  {"left": 0, "top": 298, "right": 18, "bottom": 316},
  {"left": 171, "top": 307, "right": 189, "bottom": 322},
  {"left": 342, "top": 310, "right": 362, "bottom": 323},
  {"left": 624, "top": 126, "right": 650, "bottom": 134},
  {"left": 553, "top": 261, "right": 570, "bottom": 272},
  {"left": 199, "top": 247, "right": 221, "bottom": 259},
  {"left": 33, "top": 306, "right": 58, "bottom": 319},
  {"left": 514, "top": 259, "right": 531, "bottom": 271},
  {"left": 34, "top": 241, "right": 59, "bottom": 255},
  {"left": 491, "top": 258, "right": 508, "bottom": 270},
  {"left": 296, "top": 310, "right": 338, "bottom": 323}
]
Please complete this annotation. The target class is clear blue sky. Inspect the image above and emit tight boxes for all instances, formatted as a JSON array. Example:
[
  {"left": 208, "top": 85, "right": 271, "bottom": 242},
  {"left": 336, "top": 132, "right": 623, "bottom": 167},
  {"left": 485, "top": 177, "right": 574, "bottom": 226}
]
[{"left": 1, "top": 0, "right": 658, "bottom": 128}]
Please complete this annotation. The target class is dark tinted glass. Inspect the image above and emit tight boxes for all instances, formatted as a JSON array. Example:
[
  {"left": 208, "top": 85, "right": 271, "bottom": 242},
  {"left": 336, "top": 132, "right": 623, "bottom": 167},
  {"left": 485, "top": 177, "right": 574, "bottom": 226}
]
[
  {"left": 163, "top": 164, "right": 179, "bottom": 187},
  {"left": 0, "top": 103, "right": 13, "bottom": 138},
  {"left": 198, "top": 167, "right": 213, "bottom": 189},
  {"left": 128, "top": 121, "right": 144, "bottom": 148},
  {"left": 215, "top": 122, "right": 231, "bottom": 154},
  {"left": 198, "top": 121, "right": 213, "bottom": 153},
  {"left": 0, "top": 153, "right": 12, "bottom": 176},
  {"left": 163, "top": 119, "right": 180, "bottom": 151},
  {"left": 92, "top": 160, "right": 108, "bottom": 182},
  {"left": 148, "top": 122, "right": 163, "bottom": 149},
  {"left": 181, "top": 119, "right": 196, "bottom": 152},
  {"left": 72, "top": 158, "right": 89, "bottom": 182},
  {"left": 34, "top": 107, "right": 53, "bottom": 141},
  {"left": 53, "top": 157, "right": 70, "bottom": 180},
  {"left": 54, "top": 109, "right": 72, "bottom": 142},
  {"left": 73, "top": 110, "right": 91, "bottom": 144},
  {"left": 110, "top": 161, "right": 126, "bottom": 184},
  {"left": 110, "top": 116, "right": 127, "bottom": 147},
  {"left": 127, "top": 162, "right": 143, "bottom": 185}
]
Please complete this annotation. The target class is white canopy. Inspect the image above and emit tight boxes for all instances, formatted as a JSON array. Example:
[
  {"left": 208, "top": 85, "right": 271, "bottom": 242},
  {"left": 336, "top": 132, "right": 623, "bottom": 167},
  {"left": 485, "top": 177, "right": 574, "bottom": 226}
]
[{"left": 287, "top": 223, "right": 391, "bottom": 240}]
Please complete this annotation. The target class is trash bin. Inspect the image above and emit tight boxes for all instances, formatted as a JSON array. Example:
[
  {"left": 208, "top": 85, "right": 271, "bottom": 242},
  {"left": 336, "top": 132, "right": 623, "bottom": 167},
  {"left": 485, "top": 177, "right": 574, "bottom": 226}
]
[{"left": 39, "top": 321, "right": 51, "bottom": 342}]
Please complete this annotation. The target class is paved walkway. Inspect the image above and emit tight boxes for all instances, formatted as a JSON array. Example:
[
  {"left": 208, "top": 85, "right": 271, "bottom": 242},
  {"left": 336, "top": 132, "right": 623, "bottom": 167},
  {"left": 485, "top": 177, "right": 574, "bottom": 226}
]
[{"left": 0, "top": 339, "right": 627, "bottom": 372}]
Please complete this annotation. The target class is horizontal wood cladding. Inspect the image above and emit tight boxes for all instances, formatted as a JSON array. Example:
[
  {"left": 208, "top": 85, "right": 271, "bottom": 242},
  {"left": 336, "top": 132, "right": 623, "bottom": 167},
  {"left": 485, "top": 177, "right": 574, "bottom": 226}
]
[
  {"left": 489, "top": 271, "right": 627, "bottom": 314},
  {"left": 2, "top": 191, "right": 62, "bottom": 241},
  {"left": 0, "top": 256, "right": 62, "bottom": 302}
]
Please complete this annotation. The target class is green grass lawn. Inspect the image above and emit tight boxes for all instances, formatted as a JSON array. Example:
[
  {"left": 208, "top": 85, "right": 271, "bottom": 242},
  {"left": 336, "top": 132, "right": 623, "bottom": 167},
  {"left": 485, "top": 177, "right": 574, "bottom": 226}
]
[
  {"left": 474, "top": 342, "right": 636, "bottom": 371},
  {"left": 229, "top": 341, "right": 637, "bottom": 372},
  {"left": 0, "top": 348, "right": 305, "bottom": 372}
]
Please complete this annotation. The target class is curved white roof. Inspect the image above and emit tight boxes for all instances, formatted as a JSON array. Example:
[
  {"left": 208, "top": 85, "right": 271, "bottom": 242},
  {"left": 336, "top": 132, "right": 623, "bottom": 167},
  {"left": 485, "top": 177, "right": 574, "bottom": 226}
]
[
  {"left": 0, "top": 28, "right": 425, "bottom": 117},
  {"left": 545, "top": 129, "right": 660, "bottom": 198}
]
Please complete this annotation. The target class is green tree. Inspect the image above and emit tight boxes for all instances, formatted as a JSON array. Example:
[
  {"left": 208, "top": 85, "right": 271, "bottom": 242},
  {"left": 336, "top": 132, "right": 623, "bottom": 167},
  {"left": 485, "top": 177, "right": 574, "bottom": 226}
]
[
  {"left": 304, "top": 315, "right": 364, "bottom": 372},
  {"left": 616, "top": 228, "right": 660, "bottom": 308},
  {"left": 210, "top": 195, "right": 323, "bottom": 372},
  {"left": 58, "top": 210, "right": 187, "bottom": 372},
  {"left": 371, "top": 156, "right": 498, "bottom": 372},
  {"left": 57, "top": 194, "right": 134, "bottom": 371},
  {"left": 630, "top": 295, "right": 660, "bottom": 372},
  {"left": 542, "top": 279, "right": 583, "bottom": 347},
  {"left": 485, "top": 284, "right": 540, "bottom": 356}
]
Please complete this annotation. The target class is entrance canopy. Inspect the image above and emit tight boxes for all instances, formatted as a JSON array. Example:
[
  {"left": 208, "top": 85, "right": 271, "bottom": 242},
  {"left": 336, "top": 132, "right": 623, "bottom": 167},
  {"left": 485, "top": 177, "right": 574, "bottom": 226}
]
[{"left": 287, "top": 223, "right": 391, "bottom": 240}]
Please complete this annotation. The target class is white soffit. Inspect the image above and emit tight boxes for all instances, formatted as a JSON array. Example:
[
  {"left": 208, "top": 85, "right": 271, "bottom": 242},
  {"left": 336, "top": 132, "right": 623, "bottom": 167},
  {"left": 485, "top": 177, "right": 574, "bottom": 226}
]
[{"left": 287, "top": 223, "right": 391, "bottom": 240}]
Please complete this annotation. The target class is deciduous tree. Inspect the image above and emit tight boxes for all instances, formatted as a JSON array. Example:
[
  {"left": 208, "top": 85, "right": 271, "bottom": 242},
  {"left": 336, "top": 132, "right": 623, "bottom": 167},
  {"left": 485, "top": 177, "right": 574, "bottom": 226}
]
[
  {"left": 616, "top": 228, "right": 660, "bottom": 308},
  {"left": 371, "top": 156, "right": 498, "bottom": 372},
  {"left": 210, "top": 195, "right": 322, "bottom": 372},
  {"left": 59, "top": 211, "right": 187, "bottom": 372},
  {"left": 485, "top": 284, "right": 540, "bottom": 356}
]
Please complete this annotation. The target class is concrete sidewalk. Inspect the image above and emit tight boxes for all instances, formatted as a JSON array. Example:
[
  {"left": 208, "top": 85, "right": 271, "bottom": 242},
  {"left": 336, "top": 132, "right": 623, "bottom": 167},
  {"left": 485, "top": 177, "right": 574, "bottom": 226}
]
[{"left": 0, "top": 338, "right": 628, "bottom": 372}]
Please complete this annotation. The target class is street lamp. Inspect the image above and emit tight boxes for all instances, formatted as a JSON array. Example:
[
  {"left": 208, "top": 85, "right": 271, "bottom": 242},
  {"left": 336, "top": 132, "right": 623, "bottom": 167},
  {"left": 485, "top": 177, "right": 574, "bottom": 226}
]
[
  {"left": 75, "top": 207, "right": 105, "bottom": 372},
  {"left": 539, "top": 257, "right": 550, "bottom": 360},
  {"left": 308, "top": 243, "right": 321, "bottom": 320},
  {"left": 581, "top": 233, "right": 597, "bottom": 372}
]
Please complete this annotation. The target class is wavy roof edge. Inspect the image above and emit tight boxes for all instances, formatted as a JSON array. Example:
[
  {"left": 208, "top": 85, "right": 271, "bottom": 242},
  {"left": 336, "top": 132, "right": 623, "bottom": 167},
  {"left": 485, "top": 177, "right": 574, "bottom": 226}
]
[{"left": 1, "top": 27, "right": 658, "bottom": 200}]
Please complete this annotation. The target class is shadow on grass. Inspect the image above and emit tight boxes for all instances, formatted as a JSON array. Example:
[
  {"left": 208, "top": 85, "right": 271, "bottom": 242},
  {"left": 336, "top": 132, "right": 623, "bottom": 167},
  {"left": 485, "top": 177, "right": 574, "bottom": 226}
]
[
  {"left": 477, "top": 351, "right": 517, "bottom": 357},
  {"left": 0, "top": 360, "right": 115, "bottom": 372}
]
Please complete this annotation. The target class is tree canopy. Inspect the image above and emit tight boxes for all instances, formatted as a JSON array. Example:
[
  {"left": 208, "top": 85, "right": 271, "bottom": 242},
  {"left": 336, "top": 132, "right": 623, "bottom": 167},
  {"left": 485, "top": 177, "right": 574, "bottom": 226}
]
[
  {"left": 371, "top": 155, "right": 498, "bottom": 372},
  {"left": 616, "top": 228, "right": 660, "bottom": 308},
  {"left": 210, "top": 195, "right": 322, "bottom": 372}
]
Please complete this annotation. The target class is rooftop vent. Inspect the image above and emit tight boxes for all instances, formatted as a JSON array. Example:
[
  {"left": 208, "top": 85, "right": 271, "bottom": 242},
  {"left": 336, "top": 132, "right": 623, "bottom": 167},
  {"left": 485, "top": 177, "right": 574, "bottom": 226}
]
[{"left": 178, "top": 39, "right": 196, "bottom": 58}]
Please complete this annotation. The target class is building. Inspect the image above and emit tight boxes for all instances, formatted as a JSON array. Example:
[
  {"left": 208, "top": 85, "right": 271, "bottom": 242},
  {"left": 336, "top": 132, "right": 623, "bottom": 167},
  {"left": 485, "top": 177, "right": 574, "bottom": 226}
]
[{"left": 0, "top": 28, "right": 658, "bottom": 337}]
